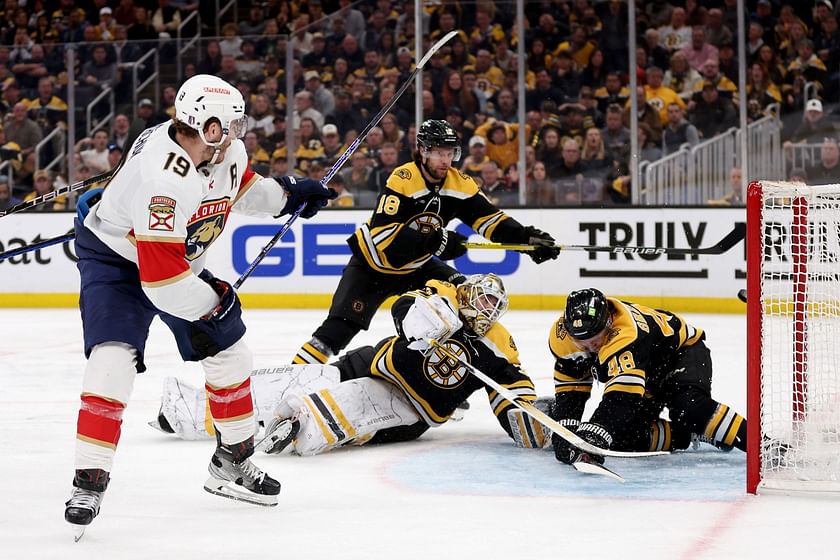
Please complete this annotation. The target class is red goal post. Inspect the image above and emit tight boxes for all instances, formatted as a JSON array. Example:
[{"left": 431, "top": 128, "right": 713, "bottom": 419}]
[{"left": 747, "top": 180, "right": 840, "bottom": 494}]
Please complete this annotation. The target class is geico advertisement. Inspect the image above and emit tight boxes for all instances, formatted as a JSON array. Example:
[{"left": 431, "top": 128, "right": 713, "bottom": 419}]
[{"left": 0, "top": 208, "right": 746, "bottom": 297}]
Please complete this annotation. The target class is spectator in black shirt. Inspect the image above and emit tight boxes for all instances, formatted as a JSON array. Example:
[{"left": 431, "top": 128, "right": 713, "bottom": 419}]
[{"left": 689, "top": 82, "right": 738, "bottom": 139}]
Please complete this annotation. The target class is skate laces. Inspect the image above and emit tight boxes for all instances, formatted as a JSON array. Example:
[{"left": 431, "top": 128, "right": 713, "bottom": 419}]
[
  {"left": 238, "top": 459, "right": 266, "bottom": 483},
  {"left": 69, "top": 487, "right": 101, "bottom": 509}
]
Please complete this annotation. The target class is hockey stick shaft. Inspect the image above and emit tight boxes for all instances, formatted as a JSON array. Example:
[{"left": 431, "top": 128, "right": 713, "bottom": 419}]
[
  {"left": 234, "top": 31, "right": 459, "bottom": 288},
  {"left": 0, "top": 230, "right": 74, "bottom": 262},
  {"left": 0, "top": 169, "right": 113, "bottom": 218},
  {"left": 463, "top": 223, "right": 745, "bottom": 256},
  {"left": 429, "top": 340, "right": 667, "bottom": 458}
]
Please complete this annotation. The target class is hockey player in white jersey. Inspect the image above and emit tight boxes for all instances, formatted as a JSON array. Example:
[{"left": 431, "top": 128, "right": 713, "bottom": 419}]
[{"left": 64, "top": 74, "right": 336, "bottom": 537}]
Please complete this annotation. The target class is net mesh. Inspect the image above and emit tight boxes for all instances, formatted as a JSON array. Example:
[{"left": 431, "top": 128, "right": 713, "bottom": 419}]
[{"left": 759, "top": 182, "right": 840, "bottom": 492}]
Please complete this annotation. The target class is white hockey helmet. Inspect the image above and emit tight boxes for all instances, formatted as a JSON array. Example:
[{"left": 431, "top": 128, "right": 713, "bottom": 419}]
[
  {"left": 456, "top": 273, "right": 509, "bottom": 336},
  {"left": 175, "top": 74, "right": 247, "bottom": 147}
]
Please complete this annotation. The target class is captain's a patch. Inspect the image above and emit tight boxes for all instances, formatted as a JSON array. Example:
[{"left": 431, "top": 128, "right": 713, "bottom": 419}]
[{"left": 148, "top": 196, "right": 176, "bottom": 231}]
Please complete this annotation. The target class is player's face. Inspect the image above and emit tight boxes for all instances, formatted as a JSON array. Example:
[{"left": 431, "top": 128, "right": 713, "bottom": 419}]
[
  {"left": 424, "top": 147, "right": 455, "bottom": 179},
  {"left": 575, "top": 327, "right": 609, "bottom": 353}
]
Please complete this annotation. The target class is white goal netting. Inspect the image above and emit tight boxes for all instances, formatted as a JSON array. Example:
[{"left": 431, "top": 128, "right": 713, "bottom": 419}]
[{"left": 753, "top": 182, "right": 840, "bottom": 493}]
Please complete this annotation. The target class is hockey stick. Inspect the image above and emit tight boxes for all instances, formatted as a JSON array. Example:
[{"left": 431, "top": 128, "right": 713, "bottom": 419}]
[
  {"left": 0, "top": 230, "right": 74, "bottom": 262},
  {"left": 463, "top": 222, "right": 745, "bottom": 256},
  {"left": 428, "top": 340, "right": 667, "bottom": 458},
  {"left": 0, "top": 169, "right": 113, "bottom": 218},
  {"left": 234, "top": 30, "right": 460, "bottom": 288}
]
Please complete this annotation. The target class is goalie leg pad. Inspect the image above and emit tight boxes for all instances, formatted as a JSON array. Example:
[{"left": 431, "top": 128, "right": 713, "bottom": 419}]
[
  {"left": 507, "top": 409, "right": 551, "bottom": 448},
  {"left": 250, "top": 363, "right": 340, "bottom": 425},
  {"left": 157, "top": 376, "right": 212, "bottom": 440},
  {"left": 287, "top": 377, "right": 421, "bottom": 456}
]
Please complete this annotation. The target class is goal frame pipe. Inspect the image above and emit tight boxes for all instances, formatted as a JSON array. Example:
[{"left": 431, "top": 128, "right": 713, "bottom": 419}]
[
  {"left": 791, "top": 195, "right": 808, "bottom": 424},
  {"left": 746, "top": 181, "right": 763, "bottom": 494}
]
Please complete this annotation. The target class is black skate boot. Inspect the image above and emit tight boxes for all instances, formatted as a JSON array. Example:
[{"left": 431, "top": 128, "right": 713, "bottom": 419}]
[
  {"left": 204, "top": 435, "right": 281, "bottom": 507},
  {"left": 256, "top": 417, "right": 300, "bottom": 455},
  {"left": 65, "top": 468, "right": 109, "bottom": 542}
]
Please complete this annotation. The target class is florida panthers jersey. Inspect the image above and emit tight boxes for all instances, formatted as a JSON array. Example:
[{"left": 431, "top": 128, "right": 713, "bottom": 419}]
[{"left": 84, "top": 122, "right": 289, "bottom": 321}]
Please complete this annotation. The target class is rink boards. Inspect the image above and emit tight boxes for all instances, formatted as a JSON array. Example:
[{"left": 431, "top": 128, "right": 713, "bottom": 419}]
[{"left": 0, "top": 207, "right": 746, "bottom": 312}]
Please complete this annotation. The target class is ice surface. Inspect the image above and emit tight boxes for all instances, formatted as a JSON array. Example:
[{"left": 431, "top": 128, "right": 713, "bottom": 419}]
[{"left": 1, "top": 308, "right": 839, "bottom": 559}]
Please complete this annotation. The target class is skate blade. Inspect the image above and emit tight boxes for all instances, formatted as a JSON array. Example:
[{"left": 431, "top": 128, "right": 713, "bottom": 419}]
[
  {"left": 572, "top": 458, "right": 625, "bottom": 483},
  {"left": 255, "top": 420, "right": 294, "bottom": 454},
  {"left": 71, "top": 525, "right": 86, "bottom": 542},
  {"left": 148, "top": 420, "right": 169, "bottom": 434},
  {"left": 203, "top": 477, "right": 279, "bottom": 507}
]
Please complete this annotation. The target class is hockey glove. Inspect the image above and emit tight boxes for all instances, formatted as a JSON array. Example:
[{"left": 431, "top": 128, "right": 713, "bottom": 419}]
[
  {"left": 425, "top": 228, "right": 468, "bottom": 260},
  {"left": 520, "top": 226, "right": 560, "bottom": 264},
  {"left": 276, "top": 175, "right": 337, "bottom": 219},
  {"left": 566, "top": 422, "right": 613, "bottom": 466},
  {"left": 76, "top": 187, "right": 104, "bottom": 222},
  {"left": 401, "top": 295, "right": 462, "bottom": 352},
  {"left": 552, "top": 418, "right": 581, "bottom": 464},
  {"left": 189, "top": 270, "right": 246, "bottom": 360}
]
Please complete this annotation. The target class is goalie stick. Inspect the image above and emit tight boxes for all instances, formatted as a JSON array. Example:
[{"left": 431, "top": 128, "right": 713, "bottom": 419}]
[
  {"left": 428, "top": 340, "right": 667, "bottom": 459},
  {"left": 234, "top": 30, "right": 460, "bottom": 288},
  {"left": 463, "top": 222, "right": 745, "bottom": 256}
]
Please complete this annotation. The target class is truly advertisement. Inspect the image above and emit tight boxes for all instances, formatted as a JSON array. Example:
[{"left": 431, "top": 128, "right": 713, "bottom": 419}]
[{"left": 0, "top": 208, "right": 746, "bottom": 304}]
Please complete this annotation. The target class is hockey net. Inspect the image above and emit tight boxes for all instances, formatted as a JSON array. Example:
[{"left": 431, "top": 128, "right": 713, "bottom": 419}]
[{"left": 747, "top": 181, "right": 840, "bottom": 494}]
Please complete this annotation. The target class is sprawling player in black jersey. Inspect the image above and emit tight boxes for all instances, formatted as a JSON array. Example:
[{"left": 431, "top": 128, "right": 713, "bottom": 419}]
[
  {"left": 548, "top": 288, "right": 747, "bottom": 466},
  {"left": 292, "top": 119, "right": 560, "bottom": 366}
]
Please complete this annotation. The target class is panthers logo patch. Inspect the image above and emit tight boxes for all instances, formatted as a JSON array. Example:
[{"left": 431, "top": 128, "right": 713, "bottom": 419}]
[
  {"left": 148, "top": 196, "right": 176, "bottom": 232},
  {"left": 185, "top": 199, "right": 229, "bottom": 261},
  {"left": 423, "top": 339, "right": 470, "bottom": 389},
  {"left": 396, "top": 168, "right": 411, "bottom": 180}
]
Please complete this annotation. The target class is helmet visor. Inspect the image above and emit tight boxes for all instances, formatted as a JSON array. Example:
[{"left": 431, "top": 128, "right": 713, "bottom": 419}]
[{"left": 225, "top": 115, "right": 248, "bottom": 139}]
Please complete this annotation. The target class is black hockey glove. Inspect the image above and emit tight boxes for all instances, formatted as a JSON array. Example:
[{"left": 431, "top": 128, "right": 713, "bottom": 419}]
[
  {"left": 276, "top": 175, "right": 337, "bottom": 219},
  {"left": 425, "top": 228, "right": 468, "bottom": 260},
  {"left": 189, "top": 270, "right": 246, "bottom": 360},
  {"left": 567, "top": 422, "right": 612, "bottom": 466},
  {"left": 520, "top": 226, "right": 560, "bottom": 264},
  {"left": 76, "top": 187, "right": 104, "bottom": 222},
  {"left": 551, "top": 418, "right": 581, "bottom": 464}
]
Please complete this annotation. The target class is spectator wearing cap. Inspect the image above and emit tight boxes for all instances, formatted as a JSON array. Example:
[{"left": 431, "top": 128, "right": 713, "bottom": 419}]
[
  {"left": 689, "top": 81, "right": 738, "bottom": 139},
  {"left": 320, "top": 124, "right": 345, "bottom": 164},
  {"left": 787, "top": 99, "right": 838, "bottom": 145},
  {"left": 4, "top": 101, "right": 41, "bottom": 156},
  {"left": 95, "top": 7, "right": 117, "bottom": 41},
  {"left": 235, "top": 39, "right": 264, "bottom": 82},
  {"left": 556, "top": 101, "right": 592, "bottom": 148},
  {"left": 327, "top": 90, "right": 364, "bottom": 139},
  {"left": 107, "top": 143, "right": 123, "bottom": 169},
  {"left": 808, "top": 136, "right": 840, "bottom": 183},
  {"left": 239, "top": 3, "right": 267, "bottom": 37},
  {"left": 0, "top": 174, "right": 20, "bottom": 211},
  {"left": 460, "top": 134, "right": 490, "bottom": 181},
  {"left": 125, "top": 97, "right": 159, "bottom": 148},
  {"left": 303, "top": 70, "right": 335, "bottom": 117},
  {"left": 302, "top": 32, "right": 332, "bottom": 72},
  {"left": 24, "top": 169, "right": 66, "bottom": 211}
]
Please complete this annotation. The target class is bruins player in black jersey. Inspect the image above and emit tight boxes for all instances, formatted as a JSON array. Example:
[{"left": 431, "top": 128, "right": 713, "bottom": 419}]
[
  {"left": 548, "top": 288, "right": 747, "bottom": 467},
  {"left": 292, "top": 119, "right": 560, "bottom": 366},
  {"left": 252, "top": 274, "right": 547, "bottom": 455}
]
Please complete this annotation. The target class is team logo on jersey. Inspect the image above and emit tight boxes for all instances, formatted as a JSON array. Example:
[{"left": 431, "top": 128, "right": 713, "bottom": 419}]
[
  {"left": 423, "top": 339, "right": 469, "bottom": 389},
  {"left": 148, "top": 196, "right": 176, "bottom": 231},
  {"left": 185, "top": 199, "right": 229, "bottom": 260},
  {"left": 396, "top": 168, "right": 411, "bottom": 180},
  {"left": 407, "top": 212, "right": 443, "bottom": 236}
]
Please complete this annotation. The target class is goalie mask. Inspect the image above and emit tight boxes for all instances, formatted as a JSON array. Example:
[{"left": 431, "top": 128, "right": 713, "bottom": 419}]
[
  {"left": 456, "top": 273, "right": 508, "bottom": 335},
  {"left": 563, "top": 288, "right": 609, "bottom": 340}
]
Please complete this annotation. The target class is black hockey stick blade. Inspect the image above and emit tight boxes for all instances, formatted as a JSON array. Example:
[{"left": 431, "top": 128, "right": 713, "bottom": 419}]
[{"left": 574, "top": 222, "right": 746, "bottom": 256}]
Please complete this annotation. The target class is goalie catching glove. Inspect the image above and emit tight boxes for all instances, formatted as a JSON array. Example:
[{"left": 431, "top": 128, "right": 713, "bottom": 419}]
[
  {"left": 400, "top": 295, "right": 463, "bottom": 352},
  {"left": 519, "top": 226, "right": 560, "bottom": 264}
]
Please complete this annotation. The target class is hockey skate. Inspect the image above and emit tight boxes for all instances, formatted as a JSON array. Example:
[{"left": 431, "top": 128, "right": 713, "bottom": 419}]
[
  {"left": 203, "top": 438, "right": 281, "bottom": 507},
  {"left": 65, "top": 468, "right": 109, "bottom": 542},
  {"left": 256, "top": 417, "right": 300, "bottom": 455}
]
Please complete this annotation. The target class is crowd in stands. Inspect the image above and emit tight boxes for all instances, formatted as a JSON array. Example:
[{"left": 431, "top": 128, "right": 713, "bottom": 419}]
[{"left": 0, "top": 0, "right": 839, "bottom": 213}]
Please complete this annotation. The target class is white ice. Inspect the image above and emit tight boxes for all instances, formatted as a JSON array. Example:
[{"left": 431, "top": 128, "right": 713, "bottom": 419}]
[{"left": 1, "top": 308, "right": 839, "bottom": 559}]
